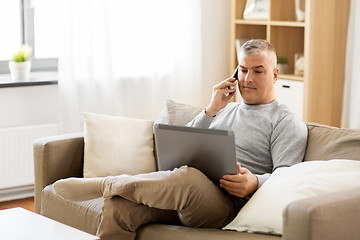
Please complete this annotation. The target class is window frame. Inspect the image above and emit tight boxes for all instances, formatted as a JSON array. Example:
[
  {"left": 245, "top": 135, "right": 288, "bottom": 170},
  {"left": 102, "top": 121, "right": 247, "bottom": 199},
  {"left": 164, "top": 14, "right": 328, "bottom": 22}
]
[{"left": 0, "top": 0, "right": 58, "bottom": 74}]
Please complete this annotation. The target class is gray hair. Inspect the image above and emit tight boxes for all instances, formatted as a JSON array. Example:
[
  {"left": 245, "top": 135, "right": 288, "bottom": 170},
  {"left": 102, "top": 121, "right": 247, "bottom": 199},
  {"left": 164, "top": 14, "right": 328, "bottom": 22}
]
[{"left": 240, "top": 39, "right": 277, "bottom": 65}]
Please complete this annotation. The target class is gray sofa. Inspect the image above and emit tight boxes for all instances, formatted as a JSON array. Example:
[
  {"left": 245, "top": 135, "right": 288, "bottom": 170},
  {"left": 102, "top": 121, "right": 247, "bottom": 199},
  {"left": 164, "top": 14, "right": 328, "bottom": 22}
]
[{"left": 34, "top": 122, "right": 360, "bottom": 240}]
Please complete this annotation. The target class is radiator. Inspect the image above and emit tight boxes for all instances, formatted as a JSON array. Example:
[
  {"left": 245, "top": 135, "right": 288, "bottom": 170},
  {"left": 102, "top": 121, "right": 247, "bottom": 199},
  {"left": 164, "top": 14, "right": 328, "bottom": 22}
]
[{"left": 0, "top": 124, "right": 59, "bottom": 191}]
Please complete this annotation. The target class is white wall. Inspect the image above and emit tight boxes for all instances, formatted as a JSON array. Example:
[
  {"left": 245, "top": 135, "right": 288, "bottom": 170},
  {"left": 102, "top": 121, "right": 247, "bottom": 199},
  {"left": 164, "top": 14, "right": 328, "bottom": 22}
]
[
  {"left": 0, "top": 84, "right": 59, "bottom": 128},
  {"left": 200, "top": 0, "right": 231, "bottom": 107},
  {"left": 0, "top": 80, "right": 59, "bottom": 200}
]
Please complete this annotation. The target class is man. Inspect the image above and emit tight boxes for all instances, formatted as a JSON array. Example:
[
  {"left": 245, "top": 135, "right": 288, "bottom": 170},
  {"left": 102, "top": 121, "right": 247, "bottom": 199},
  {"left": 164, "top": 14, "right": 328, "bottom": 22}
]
[
  {"left": 53, "top": 39, "right": 308, "bottom": 240},
  {"left": 188, "top": 39, "right": 307, "bottom": 197}
]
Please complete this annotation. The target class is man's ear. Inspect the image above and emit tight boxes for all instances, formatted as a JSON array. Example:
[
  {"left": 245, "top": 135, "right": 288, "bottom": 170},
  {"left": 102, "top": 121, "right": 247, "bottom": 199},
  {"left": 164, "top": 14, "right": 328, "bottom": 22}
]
[{"left": 273, "top": 68, "right": 279, "bottom": 84}]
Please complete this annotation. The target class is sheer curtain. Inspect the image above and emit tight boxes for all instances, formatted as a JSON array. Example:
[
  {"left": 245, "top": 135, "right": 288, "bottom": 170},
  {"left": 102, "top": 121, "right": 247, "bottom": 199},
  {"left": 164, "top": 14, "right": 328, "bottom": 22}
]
[
  {"left": 342, "top": 0, "right": 360, "bottom": 129},
  {"left": 58, "top": 0, "right": 202, "bottom": 133}
]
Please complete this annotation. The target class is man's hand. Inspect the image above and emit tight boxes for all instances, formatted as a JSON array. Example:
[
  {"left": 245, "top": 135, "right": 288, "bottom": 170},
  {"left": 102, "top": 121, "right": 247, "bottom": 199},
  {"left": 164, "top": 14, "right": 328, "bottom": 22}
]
[
  {"left": 205, "top": 78, "right": 237, "bottom": 117},
  {"left": 220, "top": 163, "right": 258, "bottom": 198}
]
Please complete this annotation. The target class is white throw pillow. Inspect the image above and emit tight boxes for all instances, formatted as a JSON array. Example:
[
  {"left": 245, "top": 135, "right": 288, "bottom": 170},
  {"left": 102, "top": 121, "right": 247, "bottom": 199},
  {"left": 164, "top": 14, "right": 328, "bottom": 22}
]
[
  {"left": 223, "top": 159, "right": 360, "bottom": 235},
  {"left": 83, "top": 112, "right": 156, "bottom": 178}
]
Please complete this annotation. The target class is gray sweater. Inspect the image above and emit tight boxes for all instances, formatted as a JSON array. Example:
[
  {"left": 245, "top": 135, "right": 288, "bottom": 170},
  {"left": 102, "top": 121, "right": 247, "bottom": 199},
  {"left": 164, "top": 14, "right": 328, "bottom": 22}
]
[{"left": 186, "top": 99, "right": 308, "bottom": 188}]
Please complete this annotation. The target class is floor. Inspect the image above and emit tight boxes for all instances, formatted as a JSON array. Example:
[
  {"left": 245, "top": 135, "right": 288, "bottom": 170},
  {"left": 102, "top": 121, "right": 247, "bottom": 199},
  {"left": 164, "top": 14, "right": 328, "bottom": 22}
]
[{"left": 0, "top": 197, "right": 34, "bottom": 212}]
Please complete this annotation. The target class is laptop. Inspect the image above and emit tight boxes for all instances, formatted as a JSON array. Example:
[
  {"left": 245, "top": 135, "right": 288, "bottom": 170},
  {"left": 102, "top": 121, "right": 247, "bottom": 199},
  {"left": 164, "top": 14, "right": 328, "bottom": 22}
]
[{"left": 153, "top": 123, "right": 238, "bottom": 183}]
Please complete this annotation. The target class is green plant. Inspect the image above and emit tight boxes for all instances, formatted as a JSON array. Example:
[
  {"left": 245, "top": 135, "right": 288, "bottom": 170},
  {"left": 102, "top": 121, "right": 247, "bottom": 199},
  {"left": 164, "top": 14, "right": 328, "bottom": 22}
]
[
  {"left": 277, "top": 55, "right": 288, "bottom": 64},
  {"left": 12, "top": 44, "right": 33, "bottom": 62}
]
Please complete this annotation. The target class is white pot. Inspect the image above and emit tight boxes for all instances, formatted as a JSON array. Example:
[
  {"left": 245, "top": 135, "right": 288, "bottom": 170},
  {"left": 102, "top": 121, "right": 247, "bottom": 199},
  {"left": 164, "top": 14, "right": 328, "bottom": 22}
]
[
  {"left": 8, "top": 61, "right": 31, "bottom": 82},
  {"left": 277, "top": 63, "right": 289, "bottom": 75}
]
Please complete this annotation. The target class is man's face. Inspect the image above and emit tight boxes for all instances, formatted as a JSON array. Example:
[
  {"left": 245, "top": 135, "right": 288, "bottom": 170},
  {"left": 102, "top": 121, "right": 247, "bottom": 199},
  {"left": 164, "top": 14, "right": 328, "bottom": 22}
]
[{"left": 237, "top": 51, "right": 278, "bottom": 105}]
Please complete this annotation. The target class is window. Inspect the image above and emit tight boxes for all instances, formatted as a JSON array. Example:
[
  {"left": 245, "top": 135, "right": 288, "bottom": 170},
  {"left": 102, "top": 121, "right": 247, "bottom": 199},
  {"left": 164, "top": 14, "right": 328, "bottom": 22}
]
[{"left": 0, "top": 0, "right": 59, "bottom": 74}]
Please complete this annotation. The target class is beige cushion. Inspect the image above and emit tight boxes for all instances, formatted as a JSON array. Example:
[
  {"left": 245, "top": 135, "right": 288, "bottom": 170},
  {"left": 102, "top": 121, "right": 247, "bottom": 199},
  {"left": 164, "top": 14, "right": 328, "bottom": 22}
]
[
  {"left": 41, "top": 185, "right": 103, "bottom": 235},
  {"left": 156, "top": 99, "right": 202, "bottom": 126},
  {"left": 304, "top": 122, "right": 360, "bottom": 161},
  {"left": 83, "top": 112, "right": 156, "bottom": 178},
  {"left": 137, "top": 224, "right": 278, "bottom": 240},
  {"left": 223, "top": 159, "right": 360, "bottom": 235}
]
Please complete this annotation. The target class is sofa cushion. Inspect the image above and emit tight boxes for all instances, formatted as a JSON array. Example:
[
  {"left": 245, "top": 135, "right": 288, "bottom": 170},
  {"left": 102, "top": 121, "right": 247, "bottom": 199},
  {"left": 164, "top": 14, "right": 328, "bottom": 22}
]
[
  {"left": 304, "top": 122, "right": 360, "bottom": 161},
  {"left": 83, "top": 112, "right": 156, "bottom": 178},
  {"left": 137, "top": 224, "right": 279, "bottom": 240},
  {"left": 223, "top": 159, "right": 360, "bottom": 235},
  {"left": 156, "top": 99, "right": 202, "bottom": 126},
  {"left": 41, "top": 185, "right": 103, "bottom": 235}
]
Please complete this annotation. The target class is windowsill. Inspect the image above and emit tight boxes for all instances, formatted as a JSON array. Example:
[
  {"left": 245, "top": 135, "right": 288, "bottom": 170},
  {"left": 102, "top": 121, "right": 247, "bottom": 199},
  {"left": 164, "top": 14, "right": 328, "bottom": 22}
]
[{"left": 0, "top": 71, "right": 58, "bottom": 88}]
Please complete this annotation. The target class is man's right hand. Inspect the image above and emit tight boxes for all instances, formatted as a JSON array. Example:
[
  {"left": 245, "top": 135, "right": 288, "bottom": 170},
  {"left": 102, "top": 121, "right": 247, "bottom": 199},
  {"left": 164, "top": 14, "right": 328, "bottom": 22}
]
[
  {"left": 205, "top": 78, "right": 237, "bottom": 117},
  {"left": 220, "top": 163, "right": 258, "bottom": 198}
]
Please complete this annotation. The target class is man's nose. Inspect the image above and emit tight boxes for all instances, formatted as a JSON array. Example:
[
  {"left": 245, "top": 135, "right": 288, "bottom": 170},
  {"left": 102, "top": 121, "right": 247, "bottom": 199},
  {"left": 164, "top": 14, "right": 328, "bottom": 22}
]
[{"left": 244, "top": 72, "right": 252, "bottom": 83}]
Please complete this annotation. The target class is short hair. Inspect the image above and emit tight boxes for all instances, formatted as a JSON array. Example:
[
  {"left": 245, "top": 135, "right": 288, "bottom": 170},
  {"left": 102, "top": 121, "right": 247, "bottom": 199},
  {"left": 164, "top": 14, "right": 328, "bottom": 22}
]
[{"left": 240, "top": 39, "right": 277, "bottom": 66}]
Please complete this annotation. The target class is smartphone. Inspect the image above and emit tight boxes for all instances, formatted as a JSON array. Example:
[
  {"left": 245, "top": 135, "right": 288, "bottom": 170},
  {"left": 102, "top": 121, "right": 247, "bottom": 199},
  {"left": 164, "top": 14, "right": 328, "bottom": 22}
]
[
  {"left": 232, "top": 66, "right": 239, "bottom": 80},
  {"left": 227, "top": 66, "right": 239, "bottom": 92}
]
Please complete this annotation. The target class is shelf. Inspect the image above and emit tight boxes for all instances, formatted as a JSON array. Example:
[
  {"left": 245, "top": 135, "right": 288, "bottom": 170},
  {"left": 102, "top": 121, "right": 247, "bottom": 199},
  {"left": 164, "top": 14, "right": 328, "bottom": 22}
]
[
  {"left": 234, "top": 19, "right": 305, "bottom": 28},
  {"left": 278, "top": 74, "right": 304, "bottom": 82},
  {"left": 234, "top": 19, "right": 268, "bottom": 25},
  {"left": 270, "top": 21, "right": 305, "bottom": 27},
  {"left": 232, "top": 0, "right": 351, "bottom": 127},
  {"left": 234, "top": 0, "right": 306, "bottom": 22}
]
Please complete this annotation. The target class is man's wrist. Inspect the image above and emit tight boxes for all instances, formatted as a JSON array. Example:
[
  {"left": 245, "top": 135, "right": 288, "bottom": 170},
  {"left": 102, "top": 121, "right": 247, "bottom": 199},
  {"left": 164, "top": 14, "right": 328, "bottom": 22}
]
[{"left": 204, "top": 107, "right": 217, "bottom": 117}]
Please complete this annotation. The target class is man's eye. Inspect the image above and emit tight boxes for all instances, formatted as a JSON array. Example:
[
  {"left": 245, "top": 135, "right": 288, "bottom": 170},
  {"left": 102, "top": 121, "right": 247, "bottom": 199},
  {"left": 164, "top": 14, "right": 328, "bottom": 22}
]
[
  {"left": 241, "top": 70, "right": 248, "bottom": 73},
  {"left": 254, "top": 70, "right": 263, "bottom": 74}
]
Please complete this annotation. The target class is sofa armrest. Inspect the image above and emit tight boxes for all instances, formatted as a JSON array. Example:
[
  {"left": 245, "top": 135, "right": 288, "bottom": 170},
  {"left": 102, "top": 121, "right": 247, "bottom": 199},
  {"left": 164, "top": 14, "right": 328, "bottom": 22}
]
[
  {"left": 33, "top": 133, "right": 84, "bottom": 213},
  {"left": 282, "top": 187, "right": 360, "bottom": 240}
]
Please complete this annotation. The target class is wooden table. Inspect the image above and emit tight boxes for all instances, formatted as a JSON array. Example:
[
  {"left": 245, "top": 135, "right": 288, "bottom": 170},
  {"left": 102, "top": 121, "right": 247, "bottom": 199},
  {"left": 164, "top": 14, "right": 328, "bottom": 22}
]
[{"left": 0, "top": 207, "right": 100, "bottom": 239}]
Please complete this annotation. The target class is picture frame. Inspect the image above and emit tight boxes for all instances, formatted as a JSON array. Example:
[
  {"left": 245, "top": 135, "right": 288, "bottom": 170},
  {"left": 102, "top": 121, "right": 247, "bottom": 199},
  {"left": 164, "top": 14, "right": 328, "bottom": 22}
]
[{"left": 243, "top": 0, "right": 269, "bottom": 20}]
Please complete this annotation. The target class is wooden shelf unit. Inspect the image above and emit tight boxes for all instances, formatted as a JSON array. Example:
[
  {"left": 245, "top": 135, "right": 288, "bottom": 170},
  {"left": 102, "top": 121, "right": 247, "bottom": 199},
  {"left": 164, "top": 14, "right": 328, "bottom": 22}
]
[{"left": 230, "top": 0, "right": 350, "bottom": 127}]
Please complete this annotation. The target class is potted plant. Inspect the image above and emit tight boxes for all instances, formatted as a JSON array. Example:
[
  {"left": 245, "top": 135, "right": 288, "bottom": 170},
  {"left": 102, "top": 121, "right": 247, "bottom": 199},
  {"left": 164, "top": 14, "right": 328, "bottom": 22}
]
[
  {"left": 8, "top": 44, "right": 33, "bottom": 82},
  {"left": 277, "top": 55, "right": 289, "bottom": 74}
]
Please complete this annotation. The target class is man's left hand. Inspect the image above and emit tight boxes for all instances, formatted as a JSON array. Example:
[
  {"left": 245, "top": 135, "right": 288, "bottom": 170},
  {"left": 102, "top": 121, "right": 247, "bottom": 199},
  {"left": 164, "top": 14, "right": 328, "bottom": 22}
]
[{"left": 220, "top": 163, "right": 258, "bottom": 198}]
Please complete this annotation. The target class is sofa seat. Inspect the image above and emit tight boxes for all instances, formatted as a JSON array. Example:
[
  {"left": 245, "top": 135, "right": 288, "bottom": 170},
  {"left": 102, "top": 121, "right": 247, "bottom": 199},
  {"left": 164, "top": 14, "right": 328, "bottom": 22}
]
[
  {"left": 41, "top": 184, "right": 278, "bottom": 240},
  {"left": 137, "top": 224, "right": 279, "bottom": 240},
  {"left": 41, "top": 185, "right": 103, "bottom": 235}
]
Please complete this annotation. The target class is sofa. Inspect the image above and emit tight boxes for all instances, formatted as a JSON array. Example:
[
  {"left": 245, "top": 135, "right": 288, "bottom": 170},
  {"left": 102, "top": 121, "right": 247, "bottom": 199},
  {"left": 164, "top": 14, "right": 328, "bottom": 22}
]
[{"left": 33, "top": 103, "right": 360, "bottom": 240}]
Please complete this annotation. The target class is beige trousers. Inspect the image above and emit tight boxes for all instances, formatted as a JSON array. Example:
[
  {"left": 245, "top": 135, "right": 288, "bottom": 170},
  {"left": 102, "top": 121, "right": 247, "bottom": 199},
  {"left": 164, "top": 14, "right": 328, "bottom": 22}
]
[{"left": 97, "top": 166, "right": 245, "bottom": 240}]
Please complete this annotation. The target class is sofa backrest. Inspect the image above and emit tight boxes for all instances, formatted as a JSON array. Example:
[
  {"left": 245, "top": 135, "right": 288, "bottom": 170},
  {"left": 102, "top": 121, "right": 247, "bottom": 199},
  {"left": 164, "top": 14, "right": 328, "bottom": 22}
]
[
  {"left": 304, "top": 122, "right": 360, "bottom": 161},
  {"left": 157, "top": 100, "right": 360, "bottom": 163}
]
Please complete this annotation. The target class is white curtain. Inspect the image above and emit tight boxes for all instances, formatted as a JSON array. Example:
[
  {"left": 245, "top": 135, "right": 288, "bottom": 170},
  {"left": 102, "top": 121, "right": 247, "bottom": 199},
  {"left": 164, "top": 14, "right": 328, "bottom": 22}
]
[
  {"left": 342, "top": 0, "right": 360, "bottom": 129},
  {"left": 58, "top": 0, "right": 202, "bottom": 133}
]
